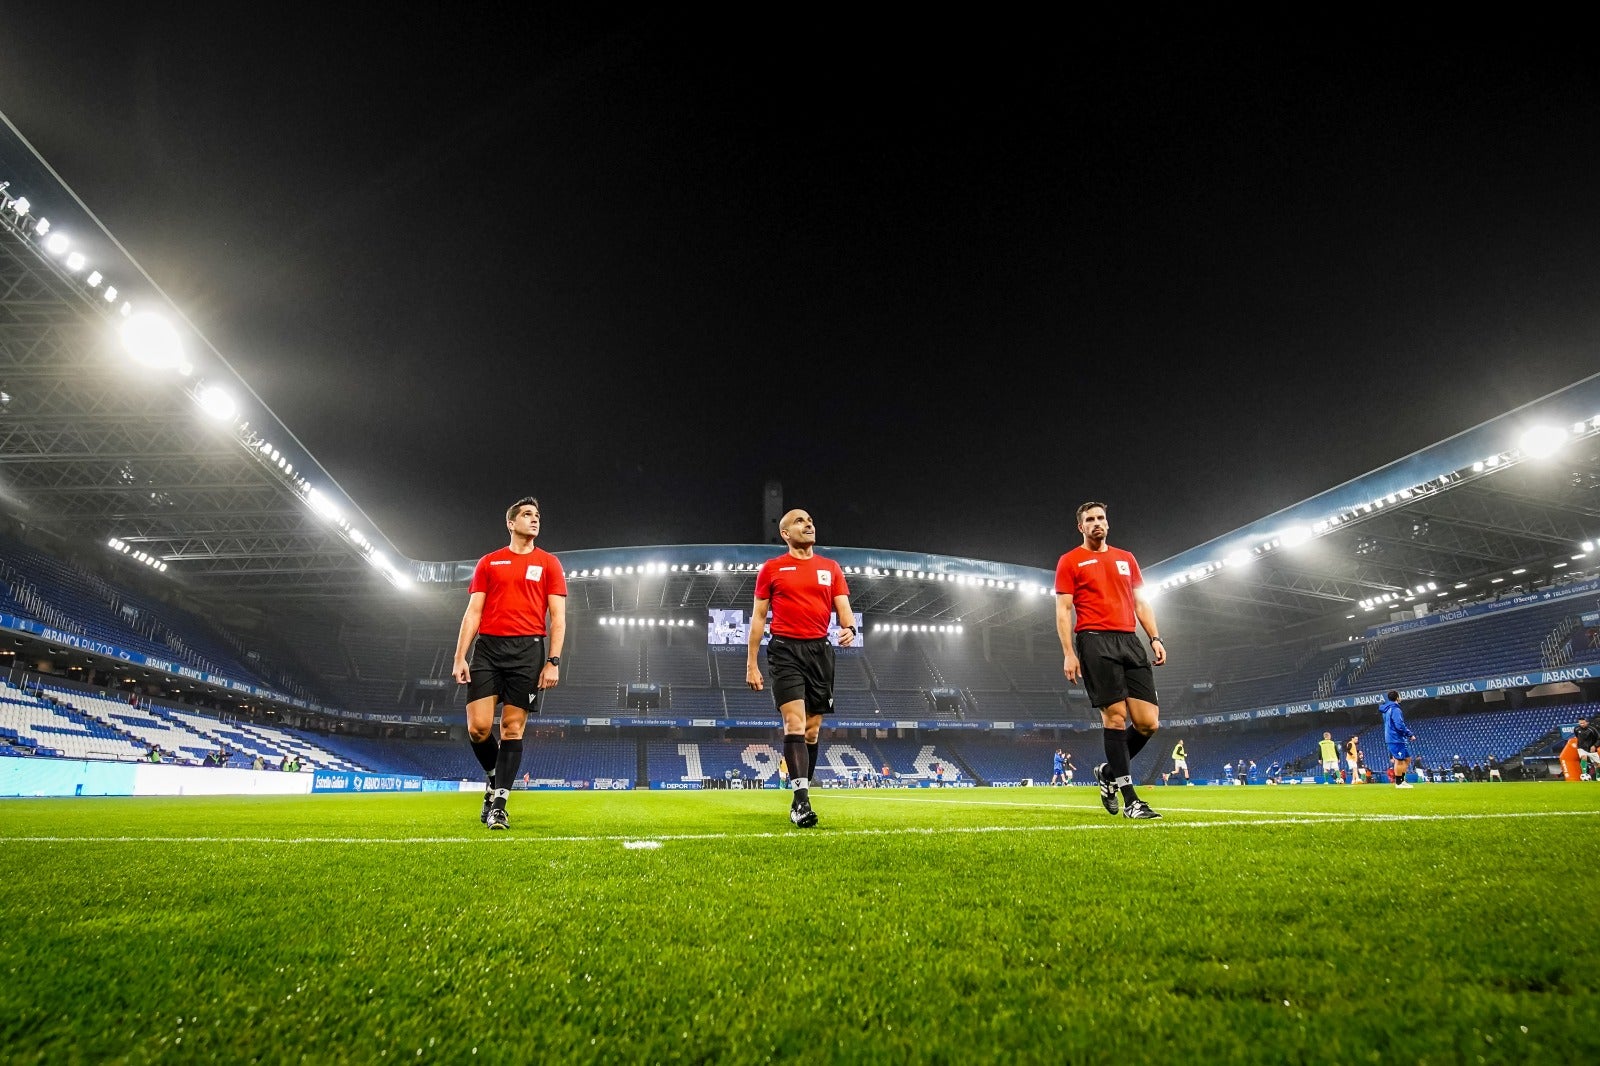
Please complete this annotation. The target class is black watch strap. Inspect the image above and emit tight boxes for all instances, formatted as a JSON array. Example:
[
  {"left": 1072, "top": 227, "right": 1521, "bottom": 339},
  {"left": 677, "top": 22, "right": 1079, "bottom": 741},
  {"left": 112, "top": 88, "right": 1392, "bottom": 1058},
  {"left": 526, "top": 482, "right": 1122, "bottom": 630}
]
[{"left": 546, "top": 656, "right": 561, "bottom": 666}]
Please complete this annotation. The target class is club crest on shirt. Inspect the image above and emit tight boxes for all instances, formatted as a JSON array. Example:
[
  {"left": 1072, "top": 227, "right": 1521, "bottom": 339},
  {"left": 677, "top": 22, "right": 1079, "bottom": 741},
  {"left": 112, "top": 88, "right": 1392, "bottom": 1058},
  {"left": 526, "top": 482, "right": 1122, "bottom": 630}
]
[
  {"left": 1116, "top": 560, "right": 1131, "bottom": 576},
  {"left": 526, "top": 565, "right": 543, "bottom": 581},
  {"left": 817, "top": 570, "right": 832, "bottom": 586}
]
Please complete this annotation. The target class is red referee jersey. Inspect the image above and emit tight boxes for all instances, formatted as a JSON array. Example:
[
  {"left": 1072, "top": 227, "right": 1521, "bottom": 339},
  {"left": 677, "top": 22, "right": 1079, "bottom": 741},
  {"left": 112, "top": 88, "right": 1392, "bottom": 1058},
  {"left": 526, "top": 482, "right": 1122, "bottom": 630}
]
[
  {"left": 756, "top": 554, "right": 849, "bottom": 639},
  {"left": 1054, "top": 545, "right": 1142, "bottom": 632},
  {"left": 469, "top": 546, "right": 567, "bottom": 636}
]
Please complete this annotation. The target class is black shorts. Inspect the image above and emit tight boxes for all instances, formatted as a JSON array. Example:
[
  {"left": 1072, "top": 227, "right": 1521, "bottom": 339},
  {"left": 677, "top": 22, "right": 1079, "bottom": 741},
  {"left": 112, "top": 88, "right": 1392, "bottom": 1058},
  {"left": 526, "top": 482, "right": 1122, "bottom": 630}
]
[
  {"left": 766, "top": 636, "right": 836, "bottom": 716},
  {"left": 468, "top": 634, "right": 546, "bottom": 711},
  {"left": 1073, "top": 630, "right": 1158, "bottom": 710}
]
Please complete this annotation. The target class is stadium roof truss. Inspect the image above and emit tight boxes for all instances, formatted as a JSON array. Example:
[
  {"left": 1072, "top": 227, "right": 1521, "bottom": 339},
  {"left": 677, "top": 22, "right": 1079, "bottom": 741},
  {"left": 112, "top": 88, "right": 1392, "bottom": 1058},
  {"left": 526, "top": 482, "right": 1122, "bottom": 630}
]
[
  {"left": 1145, "top": 378, "right": 1600, "bottom": 639},
  {"left": 1, "top": 130, "right": 412, "bottom": 605}
]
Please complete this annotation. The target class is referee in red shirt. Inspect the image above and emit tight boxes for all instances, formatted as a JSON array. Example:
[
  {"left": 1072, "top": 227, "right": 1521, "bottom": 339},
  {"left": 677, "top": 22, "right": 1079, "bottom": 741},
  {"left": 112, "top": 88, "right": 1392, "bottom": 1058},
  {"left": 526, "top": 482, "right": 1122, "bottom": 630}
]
[
  {"left": 452, "top": 496, "right": 567, "bottom": 830},
  {"left": 1055, "top": 501, "right": 1166, "bottom": 819},
  {"left": 747, "top": 509, "right": 857, "bottom": 828}
]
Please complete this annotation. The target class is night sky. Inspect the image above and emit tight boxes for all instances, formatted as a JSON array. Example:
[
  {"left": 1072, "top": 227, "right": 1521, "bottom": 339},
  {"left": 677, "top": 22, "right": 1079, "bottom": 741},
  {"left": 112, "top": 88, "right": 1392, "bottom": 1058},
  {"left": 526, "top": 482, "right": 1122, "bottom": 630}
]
[{"left": 2, "top": 16, "right": 1596, "bottom": 570}]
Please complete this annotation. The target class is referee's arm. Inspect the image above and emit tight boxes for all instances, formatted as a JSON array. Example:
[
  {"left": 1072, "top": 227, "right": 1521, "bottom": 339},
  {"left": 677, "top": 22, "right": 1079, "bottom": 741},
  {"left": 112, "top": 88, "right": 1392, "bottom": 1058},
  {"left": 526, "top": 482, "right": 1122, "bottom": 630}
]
[
  {"left": 746, "top": 598, "right": 770, "bottom": 690},
  {"left": 1134, "top": 591, "right": 1166, "bottom": 665},
  {"left": 1055, "top": 593, "right": 1081, "bottom": 683},
  {"left": 539, "top": 594, "right": 567, "bottom": 689},
  {"left": 453, "top": 591, "right": 486, "bottom": 684},
  {"left": 833, "top": 594, "right": 857, "bottom": 647}
]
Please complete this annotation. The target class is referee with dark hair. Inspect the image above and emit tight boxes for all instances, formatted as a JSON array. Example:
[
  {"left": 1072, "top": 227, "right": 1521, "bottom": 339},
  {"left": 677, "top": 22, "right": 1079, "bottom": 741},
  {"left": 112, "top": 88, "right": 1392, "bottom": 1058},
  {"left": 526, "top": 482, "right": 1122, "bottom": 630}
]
[
  {"left": 747, "top": 509, "right": 857, "bottom": 828},
  {"left": 452, "top": 496, "right": 567, "bottom": 830},
  {"left": 1055, "top": 501, "right": 1166, "bottom": 819}
]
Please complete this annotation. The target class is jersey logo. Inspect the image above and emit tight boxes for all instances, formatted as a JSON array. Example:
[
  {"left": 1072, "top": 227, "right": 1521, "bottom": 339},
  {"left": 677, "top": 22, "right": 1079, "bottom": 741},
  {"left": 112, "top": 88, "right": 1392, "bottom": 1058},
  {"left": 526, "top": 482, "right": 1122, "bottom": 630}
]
[
  {"left": 489, "top": 560, "right": 511, "bottom": 566},
  {"left": 779, "top": 566, "right": 796, "bottom": 572},
  {"left": 817, "top": 570, "right": 832, "bottom": 586},
  {"left": 1077, "top": 559, "right": 1098, "bottom": 567},
  {"left": 526, "top": 565, "right": 543, "bottom": 581},
  {"left": 1115, "top": 560, "right": 1131, "bottom": 576}
]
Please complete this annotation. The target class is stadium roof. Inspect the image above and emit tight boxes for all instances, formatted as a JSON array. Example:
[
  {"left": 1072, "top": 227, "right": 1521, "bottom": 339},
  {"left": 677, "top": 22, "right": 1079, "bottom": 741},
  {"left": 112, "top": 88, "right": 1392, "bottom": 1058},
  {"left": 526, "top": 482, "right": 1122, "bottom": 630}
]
[{"left": 4, "top": 116, "right": 1599, "bottom": 648}]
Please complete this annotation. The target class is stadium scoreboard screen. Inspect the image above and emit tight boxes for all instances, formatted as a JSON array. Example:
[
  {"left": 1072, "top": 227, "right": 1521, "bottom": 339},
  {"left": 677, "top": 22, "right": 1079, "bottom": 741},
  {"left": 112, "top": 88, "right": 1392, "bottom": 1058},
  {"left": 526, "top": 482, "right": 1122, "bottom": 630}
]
[{"left": 706, "top": 608, "right": 864, "bottom": 647}]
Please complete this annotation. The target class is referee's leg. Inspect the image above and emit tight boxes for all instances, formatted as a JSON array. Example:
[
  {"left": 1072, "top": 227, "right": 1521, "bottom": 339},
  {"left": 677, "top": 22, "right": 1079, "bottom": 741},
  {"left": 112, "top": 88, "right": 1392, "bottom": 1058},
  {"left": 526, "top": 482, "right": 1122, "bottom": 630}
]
[
  {"left": 493, "top": 702, "right": 528, "bottom": 812},
  {"left": 778, "top": 698, "right": 815, "bottom": 819}
]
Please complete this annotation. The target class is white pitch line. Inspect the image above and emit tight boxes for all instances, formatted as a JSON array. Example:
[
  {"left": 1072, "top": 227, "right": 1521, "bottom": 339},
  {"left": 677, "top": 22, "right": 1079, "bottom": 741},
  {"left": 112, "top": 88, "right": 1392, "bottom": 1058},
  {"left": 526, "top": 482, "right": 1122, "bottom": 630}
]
[
  {"left": 1, "top": 809, "right": 1596, "bottom": 846},
  {"left": 834, "top": 793, "right": 1353, "bottom": 817}
]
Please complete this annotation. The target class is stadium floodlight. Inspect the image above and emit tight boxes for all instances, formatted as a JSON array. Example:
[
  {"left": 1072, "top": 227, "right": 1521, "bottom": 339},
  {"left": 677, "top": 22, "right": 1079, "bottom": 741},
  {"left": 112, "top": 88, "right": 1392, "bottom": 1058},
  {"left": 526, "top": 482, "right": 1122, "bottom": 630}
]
[
  {"left": 305, "top": 487, "right": 341, "bottom": 523},
  {"left": 1280, "top": 525, "right": 1312, "bottom": 547},
  {"left": 1455, "top": 582, "right": 1468, "bottom": 589},
  {"left": 119, "top": 311, "right": 183, "bottom": 370},
  {"left": 34, "top": 217, "right": 49, "bottom": 235},
  {"left": 1511, "top": 568, "right": 1526, "bottom": 575},
  {"left": 10, "top": 197, "right": 28, "bottom": 215},
  {"left": 44, "top": 233, "right": 68, "bottom": 255},
  {"left": 86, "top": 271, "right": 102, "bottom": 287},
  {"left": 1554, "top": 562, "right": 1568, "bottom": 569},
  {"left": 195, "top": 384, "right": 236, "bottom": 420},
  {"left": 1518, "top": 425, "right": 1567, "bottom": 459},
  {"left": 103, "top": 286, "right": 117, "bottom": 301},
  {"left": 1224, "top": 550, "right": 1253, "bottom": 568},
  {"left": 65, "top": 251, "right": 85, "bottom": 272},
  {"left": 1583, "top": 541, "right": 1595, "bottom": 552}
]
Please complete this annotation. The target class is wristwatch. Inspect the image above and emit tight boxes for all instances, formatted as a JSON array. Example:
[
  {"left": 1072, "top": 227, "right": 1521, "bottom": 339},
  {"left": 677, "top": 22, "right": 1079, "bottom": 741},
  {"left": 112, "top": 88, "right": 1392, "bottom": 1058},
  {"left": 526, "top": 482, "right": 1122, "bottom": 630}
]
[{"left": 546, "top": 656, "right": 561, "bottom": 666}]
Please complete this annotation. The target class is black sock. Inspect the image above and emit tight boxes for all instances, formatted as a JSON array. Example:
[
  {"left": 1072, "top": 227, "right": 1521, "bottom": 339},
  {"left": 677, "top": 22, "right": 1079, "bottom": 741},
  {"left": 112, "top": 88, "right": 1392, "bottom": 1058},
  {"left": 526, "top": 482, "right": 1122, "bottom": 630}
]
[
  {"left": 494, "top": 739, "right": 524, "bottom": 795},
  {"left": 1125, "top": 725, "right": 1152, "bottom": 760},
  {"left": 784, "top": 734, "right": 810, "bottom": 803},
  {"left": 1104, "top": 727, "right": 1138, "bottom": 803},
  {"left": 471, "top": 736, "right": 500, "bottom": 786},
  {"left": 807, "top": 741, "right": 819, "bottom": 780}
]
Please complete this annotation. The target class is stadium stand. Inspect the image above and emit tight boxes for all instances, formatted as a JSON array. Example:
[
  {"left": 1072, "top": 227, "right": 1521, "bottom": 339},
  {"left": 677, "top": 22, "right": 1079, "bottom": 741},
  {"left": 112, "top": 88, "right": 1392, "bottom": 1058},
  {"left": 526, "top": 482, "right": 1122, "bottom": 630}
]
[
  {"left": 645, "top": 735, "right": 971, "bottom": 786},
  {"left": 0, "top": 679, "right": 149, "bottom": 761},
  {"left": 5, "top": 527, "right": 1600, "bottom": 790},
  {"left": 0, "top": 533, "right": 273, "bottom": 687}
]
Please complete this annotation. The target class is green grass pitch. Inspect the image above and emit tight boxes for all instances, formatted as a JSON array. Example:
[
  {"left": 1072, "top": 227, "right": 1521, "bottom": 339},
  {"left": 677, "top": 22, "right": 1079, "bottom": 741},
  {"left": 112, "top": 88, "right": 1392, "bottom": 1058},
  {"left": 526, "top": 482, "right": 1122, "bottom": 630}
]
[{"left": 3, "top": 783, "right": 1599, "bottom": 1063}]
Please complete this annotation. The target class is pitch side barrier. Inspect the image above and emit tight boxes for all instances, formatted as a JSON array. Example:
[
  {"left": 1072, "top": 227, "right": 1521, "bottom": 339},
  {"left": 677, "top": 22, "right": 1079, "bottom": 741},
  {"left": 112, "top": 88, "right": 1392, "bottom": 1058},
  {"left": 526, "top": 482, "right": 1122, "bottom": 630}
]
[{"left": 0, "top": 755, "right": 487, "bottom": 798}]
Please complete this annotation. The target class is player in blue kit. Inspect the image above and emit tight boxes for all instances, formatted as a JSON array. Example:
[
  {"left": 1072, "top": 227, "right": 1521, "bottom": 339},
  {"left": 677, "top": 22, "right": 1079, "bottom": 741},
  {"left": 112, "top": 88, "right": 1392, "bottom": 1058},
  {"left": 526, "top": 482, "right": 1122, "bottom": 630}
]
[{"left": 1380, "top": 690, "right": 1418, "bottom": 789}]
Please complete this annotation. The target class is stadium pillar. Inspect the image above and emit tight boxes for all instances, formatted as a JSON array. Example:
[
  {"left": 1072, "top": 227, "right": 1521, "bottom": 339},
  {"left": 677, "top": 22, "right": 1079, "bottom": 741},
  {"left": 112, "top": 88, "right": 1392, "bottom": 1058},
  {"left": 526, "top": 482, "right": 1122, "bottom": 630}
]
[{"left": 763, "top": 481, "right": 783, "bottom": 544}]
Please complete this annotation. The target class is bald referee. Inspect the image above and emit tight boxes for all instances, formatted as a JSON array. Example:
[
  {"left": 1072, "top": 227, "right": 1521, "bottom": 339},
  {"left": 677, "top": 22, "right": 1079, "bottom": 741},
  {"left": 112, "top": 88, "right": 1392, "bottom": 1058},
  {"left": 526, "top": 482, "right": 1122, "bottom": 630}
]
[
  {"left": 1055, "top": 501, "right": 1166, "bottom": 820},
  {"left": 747, "top": 509, "right": 857, "bottom": 828}
]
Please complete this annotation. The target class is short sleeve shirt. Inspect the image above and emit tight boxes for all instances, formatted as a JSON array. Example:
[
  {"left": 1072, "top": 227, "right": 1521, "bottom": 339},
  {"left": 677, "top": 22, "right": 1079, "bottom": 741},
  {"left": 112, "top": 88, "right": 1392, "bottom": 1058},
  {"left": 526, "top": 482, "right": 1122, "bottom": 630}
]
[
  {"left": 755, "top": 554, "right": 849, "bottom": 639},
  {"left": 468, "top": 546, "right": 567, "bottom": 636},
  {"left": 1054, "top": 546, "right": 1142, "bottom": 632}
]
